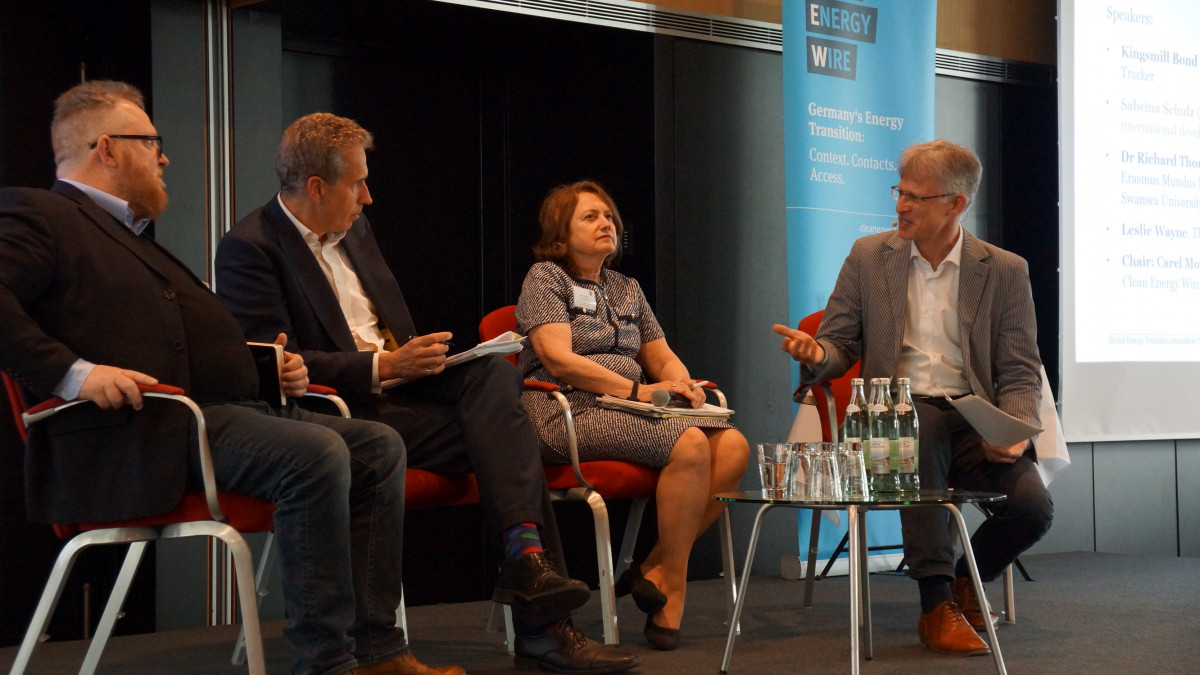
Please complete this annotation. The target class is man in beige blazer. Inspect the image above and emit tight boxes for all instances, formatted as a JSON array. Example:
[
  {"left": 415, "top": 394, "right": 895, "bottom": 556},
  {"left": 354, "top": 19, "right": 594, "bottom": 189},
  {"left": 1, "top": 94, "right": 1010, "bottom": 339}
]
[{"left": 775, "top": 140, "right": 1052, "bottom": 657}]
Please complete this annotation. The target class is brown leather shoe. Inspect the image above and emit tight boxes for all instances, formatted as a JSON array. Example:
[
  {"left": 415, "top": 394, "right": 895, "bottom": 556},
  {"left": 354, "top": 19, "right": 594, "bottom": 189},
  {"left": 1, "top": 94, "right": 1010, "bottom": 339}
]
[
  {"left": 952, "top": 576, "right": 1000, "bottom": 631},
  {"left": 918, "top": 601, "right": 990, "bottom": 656},
  {"left": 351, "top": 652, "right": 465, "bottom": 675}
]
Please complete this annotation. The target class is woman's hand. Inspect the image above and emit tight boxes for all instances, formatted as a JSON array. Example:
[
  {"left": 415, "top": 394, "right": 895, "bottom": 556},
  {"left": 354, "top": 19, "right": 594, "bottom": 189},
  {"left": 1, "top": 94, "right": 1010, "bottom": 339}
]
[{"left": 646, "top": 380, "right": 706, "bottom": 408}]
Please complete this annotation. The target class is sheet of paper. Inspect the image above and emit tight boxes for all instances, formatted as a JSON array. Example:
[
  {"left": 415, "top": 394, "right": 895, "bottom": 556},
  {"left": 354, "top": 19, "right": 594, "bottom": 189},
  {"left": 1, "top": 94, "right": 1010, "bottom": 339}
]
[
  {"left": 380, "top": 332, "right": 528, "bottom": 390},
  {"left": 596, "top": 394, "right": 734, "bottom": 419},
  {"left": 444, "top": 331, "right": 527, "bottom": 367},
  {"left": 948, "top": 394, "right": 1043, "bottom": 447}
]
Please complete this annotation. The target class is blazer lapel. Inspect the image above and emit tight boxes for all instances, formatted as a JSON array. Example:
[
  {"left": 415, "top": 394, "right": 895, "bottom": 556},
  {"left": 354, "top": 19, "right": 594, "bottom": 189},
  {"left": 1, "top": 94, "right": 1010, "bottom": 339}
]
[
  {"left": 262, "top": 199, "right": 361, "bottom": 352},
  {"left": 881, "top": 233, "right": 910, "bottom": 372},
  {"left": 52, "top": 181, "right": 204, "bottom": 287},
  {"left": 957, "top": 231, "right": 990, "bottom": 389},
  {"left": 341, "top": 220, "right": 417, "bottom": 342}
]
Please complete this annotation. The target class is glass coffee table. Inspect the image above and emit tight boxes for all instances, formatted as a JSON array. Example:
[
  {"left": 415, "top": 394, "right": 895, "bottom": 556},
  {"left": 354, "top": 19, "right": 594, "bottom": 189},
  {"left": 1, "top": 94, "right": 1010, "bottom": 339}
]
[{"left": 715, "top": 489, "right": 1008, "bottom": 675}]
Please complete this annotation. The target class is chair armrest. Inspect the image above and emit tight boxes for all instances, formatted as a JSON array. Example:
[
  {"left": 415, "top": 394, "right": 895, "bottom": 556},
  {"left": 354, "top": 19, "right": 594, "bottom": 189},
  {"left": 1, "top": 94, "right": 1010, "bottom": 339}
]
[
  {"left": 792, "top": 382, "right": 837, "bottom": 442},
  {"left": 303, "top": 384, "right": 350, "bottom": 418},
  {"left": 522, "top": 381, "right": 593, "bottom": 491},
  {"left": 21, "top": 383, "right": 229, "bottom": 523},
  {"left": 697, "top": 380, "right": 727, "bottom": 409}
]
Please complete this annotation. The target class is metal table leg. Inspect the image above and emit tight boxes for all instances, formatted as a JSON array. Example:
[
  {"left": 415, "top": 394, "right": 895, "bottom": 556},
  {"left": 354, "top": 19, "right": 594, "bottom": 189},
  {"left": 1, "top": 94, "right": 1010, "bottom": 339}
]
[
  {"left": 943, "top": 504, "right": 1007, "bottom": 675},
  {"left": 720, "top": 504, "right": 777, "bottom": 673},
  {"left": 859, "top": 509, "right": 873, "bottom": 659},
  {"left": 847, "top": 506, "right": 861, "bottom": 675}
]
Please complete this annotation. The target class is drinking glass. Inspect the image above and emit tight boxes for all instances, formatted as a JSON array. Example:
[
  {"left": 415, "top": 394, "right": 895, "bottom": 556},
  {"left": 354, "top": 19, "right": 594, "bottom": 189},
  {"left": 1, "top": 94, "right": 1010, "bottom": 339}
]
[
  {"left": 756, "top": 442, "right": 789, "bottom": 499},
  {"left": 785, "top": 441, "right": 808, "bottom": 499},
  {"left": 806, "top": 442, "right": 843, "bottom": 500},
  {"left": 839, "top": 441, "right": 869, "bottom": 498}
]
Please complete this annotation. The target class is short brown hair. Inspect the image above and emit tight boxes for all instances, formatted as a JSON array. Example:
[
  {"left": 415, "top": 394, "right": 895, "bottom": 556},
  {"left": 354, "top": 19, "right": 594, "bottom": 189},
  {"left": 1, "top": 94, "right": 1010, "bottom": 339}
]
[
  {"left": 276, "top": 113, "right": 374, "bottom": 195},
  {"left": 533, "top": 180, "right": 624, "bottom": 274},
  {"left": 51, "top": 80, "right": 145, "bottom": 166},
  {"left": 899, "top": 140, "right": 982, "bottom": 210}
]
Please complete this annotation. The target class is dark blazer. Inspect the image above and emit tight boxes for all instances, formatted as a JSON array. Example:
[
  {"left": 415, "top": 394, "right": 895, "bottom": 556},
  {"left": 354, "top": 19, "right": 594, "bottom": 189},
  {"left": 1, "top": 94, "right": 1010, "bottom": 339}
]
[
  {"left": 215, "top": 197, "right": 415, "bottom": 406},
  {"left": 0, "top": 182, "right": 208, "bottom": 522},
  {"left": 803, "top": 229, "right": 1043, "bottom": 427}
]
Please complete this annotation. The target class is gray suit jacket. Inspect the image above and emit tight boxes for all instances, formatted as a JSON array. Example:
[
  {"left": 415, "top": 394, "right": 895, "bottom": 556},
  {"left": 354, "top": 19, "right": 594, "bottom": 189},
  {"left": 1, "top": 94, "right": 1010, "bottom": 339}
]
[{"left": 803, "top": 229, "right": 1042, "bottom": 427}]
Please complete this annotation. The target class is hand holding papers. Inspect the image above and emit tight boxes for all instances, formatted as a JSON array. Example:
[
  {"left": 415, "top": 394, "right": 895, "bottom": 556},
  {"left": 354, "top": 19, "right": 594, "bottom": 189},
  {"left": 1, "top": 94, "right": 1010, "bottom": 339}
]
[
  {"left": 597, "top": 394, "right": 734, "bottom": 420},
  {"left": 444, "top": 331, "right": 527, "bottom": 367},
  {"left": 944, "top": 392, "right": 1043, "bottom": 447},
  {"left": 380, "top": 331, "right": 528, "bottom": 390}
]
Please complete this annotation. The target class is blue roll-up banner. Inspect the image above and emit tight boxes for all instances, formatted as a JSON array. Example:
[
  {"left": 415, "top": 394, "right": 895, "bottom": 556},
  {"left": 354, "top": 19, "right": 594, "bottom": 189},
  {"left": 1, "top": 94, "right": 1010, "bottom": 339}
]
[{"left": 783, "top": 1, "right": 938, "bottom": 568}]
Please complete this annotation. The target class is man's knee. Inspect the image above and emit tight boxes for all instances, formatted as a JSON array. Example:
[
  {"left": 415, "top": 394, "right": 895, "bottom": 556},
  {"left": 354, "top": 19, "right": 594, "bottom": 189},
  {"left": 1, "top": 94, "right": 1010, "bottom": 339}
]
[
  {"left": 1008, "top": 486, "right": 1054, "bottom": 538},
  {"left": 293, "top": 426, "right": 355, "bottom": 486}
]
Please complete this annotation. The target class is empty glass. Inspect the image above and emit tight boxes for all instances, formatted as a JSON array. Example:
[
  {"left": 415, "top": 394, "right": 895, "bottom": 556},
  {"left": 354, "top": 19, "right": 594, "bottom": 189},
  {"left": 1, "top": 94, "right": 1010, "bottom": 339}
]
[
  {"left": 839, "top": 441, "right": 869, "bottom": 498},
  {"left": 806, "top": 442, "right": 843, "bottom": 500},
  {"left": 786, "top": 441, "right": 808, "bottom": 499}
]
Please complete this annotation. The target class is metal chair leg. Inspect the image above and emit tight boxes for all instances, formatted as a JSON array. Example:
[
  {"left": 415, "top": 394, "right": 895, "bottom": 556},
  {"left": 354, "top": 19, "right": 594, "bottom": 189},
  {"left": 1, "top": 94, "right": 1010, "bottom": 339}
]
[
  {"left": 802, "top": 509, "right": 822, "bottom": 607},
  {"left": 233, "top": 533, "right": 275, "bottom": 665},
  {"left": 80, "top": 541, "right": 149, "bottom": 675}
]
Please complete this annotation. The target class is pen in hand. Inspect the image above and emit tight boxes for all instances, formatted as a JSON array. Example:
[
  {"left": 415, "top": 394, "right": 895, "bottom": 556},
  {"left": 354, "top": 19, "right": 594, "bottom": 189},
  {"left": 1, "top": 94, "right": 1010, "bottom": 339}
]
[{"left": 690, "top": 380, "right": 709, "bottom": 390}]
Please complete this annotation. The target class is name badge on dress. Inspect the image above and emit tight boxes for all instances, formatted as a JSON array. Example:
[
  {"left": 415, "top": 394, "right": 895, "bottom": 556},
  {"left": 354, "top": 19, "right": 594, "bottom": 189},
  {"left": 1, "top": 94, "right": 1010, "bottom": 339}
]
[{"left": 571, "top": 286, "right": 597, "bottom": 313}]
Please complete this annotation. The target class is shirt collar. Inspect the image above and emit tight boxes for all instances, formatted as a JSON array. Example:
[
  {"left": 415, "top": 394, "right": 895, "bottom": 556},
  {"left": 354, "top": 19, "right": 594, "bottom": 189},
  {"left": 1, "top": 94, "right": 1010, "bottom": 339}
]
[
  {"left": 909, "top": 225, "right": 964, "bottom": 268},
  {"left": 277, "top": 193, "right": 346, "bottom": 246},
  {"left": 60, "top": 179, "right": 150, "bottom": 234}
]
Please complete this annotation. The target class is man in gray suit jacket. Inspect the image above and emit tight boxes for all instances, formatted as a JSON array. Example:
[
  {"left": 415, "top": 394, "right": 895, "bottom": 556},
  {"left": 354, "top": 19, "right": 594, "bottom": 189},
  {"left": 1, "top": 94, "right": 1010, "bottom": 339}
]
[{"left": 775, "top": 140, "right": 1052, "bottom": 656}]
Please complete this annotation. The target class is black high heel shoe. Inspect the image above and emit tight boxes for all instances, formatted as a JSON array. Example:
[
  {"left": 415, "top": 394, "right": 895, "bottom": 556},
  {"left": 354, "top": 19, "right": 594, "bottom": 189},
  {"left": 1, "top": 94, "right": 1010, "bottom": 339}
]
[
  {"left": 614, "top": 563, "right": 667, "bottom": 614},
  {"left": 643, "top": 615, "right": 680, "bottom": 651}
]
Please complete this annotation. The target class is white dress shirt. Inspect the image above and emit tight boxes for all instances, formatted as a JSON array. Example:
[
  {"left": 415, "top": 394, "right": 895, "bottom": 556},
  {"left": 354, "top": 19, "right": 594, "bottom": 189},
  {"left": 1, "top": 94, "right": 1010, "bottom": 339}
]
[
  {"left": 277, "top": 195, "right": 387, "bottom": 391},
  {"left": 896, "top": 227, "right": 972, "bottom": 397}
]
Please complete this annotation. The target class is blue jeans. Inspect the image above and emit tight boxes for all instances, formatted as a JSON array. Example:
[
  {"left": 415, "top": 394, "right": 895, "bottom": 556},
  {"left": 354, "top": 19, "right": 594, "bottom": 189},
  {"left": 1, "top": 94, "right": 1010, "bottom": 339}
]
[{"left": 193, "top": 402, "right": 408, "bottom": 675}]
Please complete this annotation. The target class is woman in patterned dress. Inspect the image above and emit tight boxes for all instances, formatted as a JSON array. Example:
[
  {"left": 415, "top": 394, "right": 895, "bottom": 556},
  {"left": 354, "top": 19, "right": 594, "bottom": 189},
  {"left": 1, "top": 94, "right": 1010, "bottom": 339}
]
[{"left": 515, "top": 180, "right": 749, "bottom": 650}]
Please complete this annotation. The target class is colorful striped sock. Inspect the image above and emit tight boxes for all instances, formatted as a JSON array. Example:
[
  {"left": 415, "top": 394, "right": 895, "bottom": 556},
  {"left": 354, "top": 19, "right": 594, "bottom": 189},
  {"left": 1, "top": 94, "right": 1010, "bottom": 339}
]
[{"left": 503, "top": 522, "right": 543, "bottom": 561}]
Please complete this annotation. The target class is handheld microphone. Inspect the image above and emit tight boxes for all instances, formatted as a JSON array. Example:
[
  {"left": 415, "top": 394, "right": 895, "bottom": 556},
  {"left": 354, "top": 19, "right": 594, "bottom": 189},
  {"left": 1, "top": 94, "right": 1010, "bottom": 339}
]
[{"left": 650, "top": 388, "right": 671, "bottom": 407}]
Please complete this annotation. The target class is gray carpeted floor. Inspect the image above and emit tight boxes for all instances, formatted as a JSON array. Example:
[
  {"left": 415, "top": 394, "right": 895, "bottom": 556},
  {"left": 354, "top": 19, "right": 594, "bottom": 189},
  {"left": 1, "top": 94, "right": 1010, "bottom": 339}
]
[{"left": 3, "top": 552, "right": 1198, "bottom": 673}]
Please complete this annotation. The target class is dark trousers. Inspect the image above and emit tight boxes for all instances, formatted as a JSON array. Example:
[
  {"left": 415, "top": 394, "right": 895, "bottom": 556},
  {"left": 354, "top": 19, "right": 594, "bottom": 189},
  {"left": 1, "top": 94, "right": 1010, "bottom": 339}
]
[
  {"left": 900, "top": 400, "right": 1054, "bottom": 583},
  {"left": 371, "top": 355, "right": 567, "bottom": 632}
]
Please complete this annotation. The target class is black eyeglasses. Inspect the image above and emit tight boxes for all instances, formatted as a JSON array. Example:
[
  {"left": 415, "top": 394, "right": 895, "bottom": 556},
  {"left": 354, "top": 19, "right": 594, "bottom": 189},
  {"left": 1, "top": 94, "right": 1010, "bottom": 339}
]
[
  {"left": 88, "top": 134, "right": 164, "bottom": 158},
  {"left": 891, "top": 185, "right": 953, "bottom": 203}
]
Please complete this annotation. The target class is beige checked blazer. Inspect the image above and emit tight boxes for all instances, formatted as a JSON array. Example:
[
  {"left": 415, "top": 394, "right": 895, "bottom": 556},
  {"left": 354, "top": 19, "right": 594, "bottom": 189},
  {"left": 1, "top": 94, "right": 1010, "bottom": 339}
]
[{"left": 802, "top": 229, "right": 1043, "bottom": 428}]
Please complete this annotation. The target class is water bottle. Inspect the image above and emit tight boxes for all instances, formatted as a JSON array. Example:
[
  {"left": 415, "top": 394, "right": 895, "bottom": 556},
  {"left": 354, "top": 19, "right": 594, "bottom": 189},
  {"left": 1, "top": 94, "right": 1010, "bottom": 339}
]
[
  {"left": 842, "top": 377, "right": 868, "bottom": 445},
  {"left": 868, "top": 377, "right": 899, "bottom": 494},
  {"left": 895, "top": 377, "right": 920, "bottom": 494},
  {"left": 841, "top": 378, "right": 869, "bottom": 496}
]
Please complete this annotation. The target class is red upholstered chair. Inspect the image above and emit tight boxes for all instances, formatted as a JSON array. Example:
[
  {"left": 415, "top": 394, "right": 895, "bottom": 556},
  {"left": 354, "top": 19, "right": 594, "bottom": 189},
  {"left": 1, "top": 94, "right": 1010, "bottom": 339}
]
[
  {"left": 790, "top": 310, "right": 866, "bottom": 607},
  {"left": 480, "top": 305, "right": 738, "bottom": 645},
  {"left": 3, "top": 373, "right": 274, "bottom": 675}
]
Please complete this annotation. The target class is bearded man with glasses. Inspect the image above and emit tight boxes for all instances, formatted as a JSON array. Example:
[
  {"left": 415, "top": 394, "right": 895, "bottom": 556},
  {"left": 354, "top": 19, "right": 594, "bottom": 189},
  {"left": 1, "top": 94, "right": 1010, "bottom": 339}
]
[{"left": 0, "top": 80, "right": 464, "bottom": 675}]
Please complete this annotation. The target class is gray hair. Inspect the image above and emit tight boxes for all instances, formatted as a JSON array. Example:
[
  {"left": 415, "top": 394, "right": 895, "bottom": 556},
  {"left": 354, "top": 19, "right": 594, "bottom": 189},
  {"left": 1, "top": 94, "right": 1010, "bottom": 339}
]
[
  {"left": 51, "top": 80, "right": 145, "bottom": 166},
  {"left": 898, "top": 139, "right": 982, "bottom": 209},
  {"left": 276, "top": 113, "right": 374, "bottom": 195}
]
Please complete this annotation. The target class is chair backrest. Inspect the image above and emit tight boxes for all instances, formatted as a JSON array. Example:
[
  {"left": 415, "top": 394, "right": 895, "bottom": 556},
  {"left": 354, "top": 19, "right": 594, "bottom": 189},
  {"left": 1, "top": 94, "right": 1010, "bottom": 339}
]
[
  {"left": 479, "top": 305, "right": 520, "bottom": 365},
  {"left": 796, "top": 310, "right": 860, "bottom": 442},
  {"left": 2, "top": 372, "right": 27, "bottom": 442}
]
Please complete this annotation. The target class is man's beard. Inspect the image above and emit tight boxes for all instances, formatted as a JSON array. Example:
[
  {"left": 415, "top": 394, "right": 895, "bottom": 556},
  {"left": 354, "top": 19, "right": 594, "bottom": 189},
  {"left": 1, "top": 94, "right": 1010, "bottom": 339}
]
[{"left": 121, "top": 172, "right": 169, "bottom": 221}]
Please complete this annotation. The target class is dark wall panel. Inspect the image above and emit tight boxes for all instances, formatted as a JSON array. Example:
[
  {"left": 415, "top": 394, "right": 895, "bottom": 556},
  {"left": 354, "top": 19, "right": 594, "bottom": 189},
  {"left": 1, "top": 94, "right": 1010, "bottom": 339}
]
[{"left": 264, "top": 0, "right": 655, "bottom": 340}]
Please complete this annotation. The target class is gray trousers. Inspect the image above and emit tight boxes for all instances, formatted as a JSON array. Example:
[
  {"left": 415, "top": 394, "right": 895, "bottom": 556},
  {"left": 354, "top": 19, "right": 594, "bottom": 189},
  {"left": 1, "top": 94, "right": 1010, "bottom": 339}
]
[{"left": 900, "top": 400, "right": 1054, "bottom": 582}]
